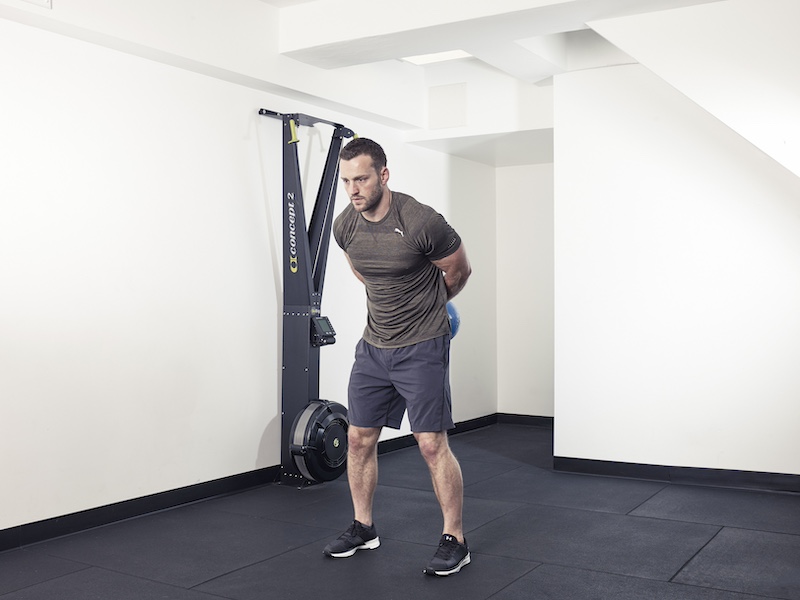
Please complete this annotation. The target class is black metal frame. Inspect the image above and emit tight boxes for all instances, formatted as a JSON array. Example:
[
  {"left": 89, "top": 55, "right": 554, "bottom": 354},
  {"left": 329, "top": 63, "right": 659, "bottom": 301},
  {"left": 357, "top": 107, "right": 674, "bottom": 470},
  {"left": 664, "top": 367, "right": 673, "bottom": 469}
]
[{"left": 258, "top": 109, "right": 355, "bottom": 486}]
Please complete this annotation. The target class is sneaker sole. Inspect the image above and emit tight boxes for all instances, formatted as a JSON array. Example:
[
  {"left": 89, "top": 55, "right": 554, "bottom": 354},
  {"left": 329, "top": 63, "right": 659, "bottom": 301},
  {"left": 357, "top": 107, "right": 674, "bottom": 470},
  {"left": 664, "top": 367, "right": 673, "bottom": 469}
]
[
  {"left": 324, "top": 537, "right": 380, "bottom": 558},
  {"left": 424, "top": 552, "right": 471, "bottom": 576}
]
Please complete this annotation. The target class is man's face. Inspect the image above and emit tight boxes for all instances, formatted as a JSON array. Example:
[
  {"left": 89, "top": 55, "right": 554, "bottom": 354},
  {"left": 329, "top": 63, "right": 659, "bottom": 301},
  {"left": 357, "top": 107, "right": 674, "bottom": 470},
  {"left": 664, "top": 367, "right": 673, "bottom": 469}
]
[{"left": 339, "top": 155, "right": 386, "bottom": 215}]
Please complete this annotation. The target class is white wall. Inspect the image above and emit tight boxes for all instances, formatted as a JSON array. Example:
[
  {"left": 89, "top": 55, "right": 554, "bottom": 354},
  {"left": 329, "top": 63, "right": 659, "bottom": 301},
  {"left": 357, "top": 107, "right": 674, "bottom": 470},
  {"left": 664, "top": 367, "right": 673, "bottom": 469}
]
[
  {"left": 554, "top": 64, "right": 800, "bottom": 475},
  {"left": 444, "top": 157, "right": 498, "bottom": 423},
  {"left": 0, "top": 14, "right": 497, "bottom": 530},
  {"left": 497, "top": 165, "right": 554, "bottom": 417},
  {"left": 0, "top": 17, "right": 277, "bottom": 531}
]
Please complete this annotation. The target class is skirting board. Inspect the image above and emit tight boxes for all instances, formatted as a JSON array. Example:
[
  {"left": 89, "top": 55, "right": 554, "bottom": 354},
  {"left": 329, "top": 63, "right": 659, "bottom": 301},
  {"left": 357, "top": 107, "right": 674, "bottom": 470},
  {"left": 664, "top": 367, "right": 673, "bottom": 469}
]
[
  {"left": 554, "top": 457, "right": 800, "bottom": 494},
  {"left": 378, "top": 412, "right": 553, "bottom": 454},
  {"left": 0, "top": 466, "right": 280, "bottom": 553}
]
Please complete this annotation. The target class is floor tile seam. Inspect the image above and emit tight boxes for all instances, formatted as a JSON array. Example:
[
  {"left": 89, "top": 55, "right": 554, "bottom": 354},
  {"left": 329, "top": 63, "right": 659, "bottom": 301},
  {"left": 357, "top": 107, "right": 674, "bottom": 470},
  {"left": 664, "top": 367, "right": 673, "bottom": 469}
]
[
  {"left": 463, "top": 466, "right": 699, "bottom": 490},
  {"left": 662, "top": 577, "right": 786, "bottom": 600},
  {"left": 199, "top": 506, "right": 346, "bottom": 533},
  {"left": 456, "top": 509, "right": 537, "bottom": 547},
  {"left": 86, "top": 564, "right": 220, "bottom": 595},
  {"left": 460, "top": 459, "right": 532, "bottom": 471},
  {"left": 483, "top": 561, "right": 545, "bottom": 600},
  {"left": 460, "top": 465, "right": 552, "bottom": 495},
  {"left": 649, "top": 482, "right": 800, "bottom": 498},
  {"left": 37, "top": 534, "right": 338, "bottom": 593},
  {"left": 458, "top": 551, "right": 681, "bottom": 584},
  {"left": 722, "top": 525, "right": 800, "bottom": 540},
  {"left": 3, "top": 564, "right": 210, "bottom": 598},
  {"left": 383, "top": 455, "right": 532, "bottom": 471},
  {"left": 5, "top": 549, "right": 96, "bottom": 573},
  {"left": 625, "top": 511, "right": 800, "bottom": 537},
  {"left": 520, "top": 561, "right": 692, "bottom": 585},
  {"left": 712, "top": 525, "right": 800, "bottom": 541},
  {"left": 374, "top": 480, "right": 528, "bottom": 502},
  {"left": 624, "top": 482, "right": 672, "bottom": 515},
  {"left": 372, "top": 478, "right": 527, "bottom": 499},
  {"left": 372, "top": 481, "right": 439, "bottom": 495},
  {"left": 459, "top": 495, "right": 687, "bottom": 519},
  {"left": 459, "top": 460, "right": 542, "bottom": 472},
  {"left": 509, "top": 563, "right": 777, "bottom": 599},
  {"left": 375, "top": 524, "right": 755, "bottom": 582},
  {"left": 0, "top": 563, "right": 94, "bottom": 598},
  {"left": 188, "top": 533, "right": 337, "bottom": 591},
  {"left": 668, "top": 525, "right": 724, "bottom": 584}
]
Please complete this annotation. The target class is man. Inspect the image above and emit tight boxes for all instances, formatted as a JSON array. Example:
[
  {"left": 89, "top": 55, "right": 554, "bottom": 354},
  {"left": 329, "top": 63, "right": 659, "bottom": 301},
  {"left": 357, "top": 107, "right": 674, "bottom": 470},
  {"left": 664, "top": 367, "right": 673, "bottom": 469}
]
[{"left": 324, "top": 138, "right": 472, "bottom": 576}]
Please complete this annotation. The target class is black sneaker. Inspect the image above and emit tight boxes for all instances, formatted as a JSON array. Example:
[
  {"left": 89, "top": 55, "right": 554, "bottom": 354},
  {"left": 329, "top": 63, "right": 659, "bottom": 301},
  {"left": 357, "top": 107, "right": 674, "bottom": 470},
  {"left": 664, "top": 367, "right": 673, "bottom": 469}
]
[
  {"left": 424, "top": 534, "right": 471, "bottom": 576},
  {"left": 323, "top": 520, "right": 380, "bottom": 558}
]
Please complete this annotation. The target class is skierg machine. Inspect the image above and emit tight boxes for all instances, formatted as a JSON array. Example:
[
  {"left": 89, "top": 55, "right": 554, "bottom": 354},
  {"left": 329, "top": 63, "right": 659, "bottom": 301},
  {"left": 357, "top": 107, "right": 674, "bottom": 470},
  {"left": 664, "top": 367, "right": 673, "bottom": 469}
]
[{"left": 259, "top": 108, "right": 355, "bottom": 487}]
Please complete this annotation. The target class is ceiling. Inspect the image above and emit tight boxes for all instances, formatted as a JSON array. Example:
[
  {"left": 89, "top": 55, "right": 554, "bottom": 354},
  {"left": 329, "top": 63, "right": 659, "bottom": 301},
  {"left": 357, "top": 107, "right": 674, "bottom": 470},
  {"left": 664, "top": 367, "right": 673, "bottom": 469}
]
[
  {"left": 271, "top": 0, "right": 722, "bottom": 80},
  {"left": 258, "top": 0, "right": 725, "bottom": 166},
  {"left": 258, "top": 0, "right": 313, "bottom": 6}
]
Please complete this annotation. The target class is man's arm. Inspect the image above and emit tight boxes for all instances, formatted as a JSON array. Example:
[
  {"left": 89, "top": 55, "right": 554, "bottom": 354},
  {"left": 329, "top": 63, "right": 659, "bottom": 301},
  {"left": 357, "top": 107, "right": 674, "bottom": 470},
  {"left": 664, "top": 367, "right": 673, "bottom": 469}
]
[{"left": 431, "top": 244, "right": 472, "bottom": 300}]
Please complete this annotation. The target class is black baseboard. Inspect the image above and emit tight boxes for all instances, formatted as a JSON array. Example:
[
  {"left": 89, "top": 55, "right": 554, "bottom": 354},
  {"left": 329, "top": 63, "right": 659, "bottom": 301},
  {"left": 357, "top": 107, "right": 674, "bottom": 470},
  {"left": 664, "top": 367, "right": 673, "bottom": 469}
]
[
  {"left": 377, "top": 413, "right": 499, "bottom": 454},
  {"left": 496, "top": 413, "right": 554, "bottom": 428},
  {"left": 0, "top": 466, "right": 280, "bottom": 553},
  {"left": 554, "top": 457, "right": 800, "bottom": 494},
  {"left": 375, "top": 413, "right": 553, "bottom": 455}
]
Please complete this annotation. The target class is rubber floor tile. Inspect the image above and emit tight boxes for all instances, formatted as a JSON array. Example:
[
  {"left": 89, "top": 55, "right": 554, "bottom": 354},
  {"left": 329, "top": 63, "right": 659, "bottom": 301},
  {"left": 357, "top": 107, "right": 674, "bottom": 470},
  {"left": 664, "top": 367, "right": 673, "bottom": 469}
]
[
  {"left": 32, "top": 504, "right": 335, "bottom": 588},
  {"left": 0, "top": 548, "right": 88, "bottom": 595},
  {"left": 467, "top": 503, "right": 719, "bottom": 581},
  {"left": 673, "top": 527, "right": 800, "bottom": 599},
  {"left": 195, "top": 537, "right": 538, "bottom": 600},
  {"left": 273, "top": 483, "right": 524, "bottom": 545},
  {"left": 202, "top": 478, "right": 351, "bottom": 520},
  {"left": 464, "top": 463, "right": 667, "bottom": 514},
  {"left": 492, "top": 564, "right": 767, "bottom": 600},
  {"left": 631, "top": 484, "right": 800, "bottom": 535},
  {"left": 449, "top": 425, "right": 554, "bottom": 468},
  {"left": 0, "top": 567, "right": 220, "bottom": 600},
  {"left": 376, "top": 448, "right": 522, "bottom": 492}
]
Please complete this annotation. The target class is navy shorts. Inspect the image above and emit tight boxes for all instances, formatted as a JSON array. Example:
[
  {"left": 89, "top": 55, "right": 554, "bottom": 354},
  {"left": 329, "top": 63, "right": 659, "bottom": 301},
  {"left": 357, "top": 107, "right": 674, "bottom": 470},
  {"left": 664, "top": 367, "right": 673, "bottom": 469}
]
[{"left": 347, "top": 335, "right": 454, "bottom": 433}]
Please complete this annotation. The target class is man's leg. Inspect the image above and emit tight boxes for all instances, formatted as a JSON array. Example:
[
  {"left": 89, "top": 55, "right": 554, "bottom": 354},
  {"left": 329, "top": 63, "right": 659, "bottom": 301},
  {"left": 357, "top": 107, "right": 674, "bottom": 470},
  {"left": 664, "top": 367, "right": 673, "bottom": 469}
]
[
  {"left": 323, "top": 425, "right": 382, "bottom": 558},
  {"left": 414, "top": 430, "right": 464, "bottom": 542},
  {"left": 348, "top": 425, "right": 382, "bottom": 526}
]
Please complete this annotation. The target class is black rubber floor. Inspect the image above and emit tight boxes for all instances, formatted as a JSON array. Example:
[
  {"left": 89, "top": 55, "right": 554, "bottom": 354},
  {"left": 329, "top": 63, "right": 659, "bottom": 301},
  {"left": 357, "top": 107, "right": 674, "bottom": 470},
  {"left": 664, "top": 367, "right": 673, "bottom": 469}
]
[{"left": 2, "top": 423, "right": 799, "bottom": 599}]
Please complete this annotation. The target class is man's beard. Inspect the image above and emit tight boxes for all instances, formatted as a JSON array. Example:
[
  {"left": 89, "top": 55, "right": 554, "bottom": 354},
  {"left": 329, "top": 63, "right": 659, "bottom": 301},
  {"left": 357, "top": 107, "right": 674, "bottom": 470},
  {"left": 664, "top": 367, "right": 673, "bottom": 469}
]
[{"left": 353, "top": 183, "right": 383, "bottom": 213}]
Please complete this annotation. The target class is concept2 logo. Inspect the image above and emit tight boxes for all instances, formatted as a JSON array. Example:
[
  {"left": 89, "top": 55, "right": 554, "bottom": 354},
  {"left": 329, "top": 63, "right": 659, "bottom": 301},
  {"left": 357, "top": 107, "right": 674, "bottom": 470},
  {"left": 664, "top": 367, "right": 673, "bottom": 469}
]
[{"left": 287, "top": 194, "right": 298, "bottom": 273}]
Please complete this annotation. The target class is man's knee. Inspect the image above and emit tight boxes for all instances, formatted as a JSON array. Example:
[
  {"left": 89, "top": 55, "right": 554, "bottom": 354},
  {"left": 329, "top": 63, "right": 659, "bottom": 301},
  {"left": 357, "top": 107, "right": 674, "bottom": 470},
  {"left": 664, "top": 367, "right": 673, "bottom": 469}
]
[
  {"left": 348, "top": 426, "right": 380, "bottom": 457},
  {"left": 414, "top": 431, "right": 450, "bottom": 464}
]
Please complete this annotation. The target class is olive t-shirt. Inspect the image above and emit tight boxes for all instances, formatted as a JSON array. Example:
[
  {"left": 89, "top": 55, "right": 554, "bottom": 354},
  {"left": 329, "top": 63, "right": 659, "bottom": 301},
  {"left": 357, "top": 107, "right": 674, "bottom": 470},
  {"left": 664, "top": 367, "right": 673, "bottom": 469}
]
[{"left": 333, "top": 192, "right": 461, "bottom": 348}]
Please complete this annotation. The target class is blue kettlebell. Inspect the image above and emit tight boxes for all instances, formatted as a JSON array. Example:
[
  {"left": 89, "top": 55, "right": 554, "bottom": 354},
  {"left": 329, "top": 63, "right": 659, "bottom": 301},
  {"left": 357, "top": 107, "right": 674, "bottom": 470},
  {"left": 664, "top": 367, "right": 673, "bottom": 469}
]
[{"left": 447, "top": 301, "right": 460, "bottom": 339}]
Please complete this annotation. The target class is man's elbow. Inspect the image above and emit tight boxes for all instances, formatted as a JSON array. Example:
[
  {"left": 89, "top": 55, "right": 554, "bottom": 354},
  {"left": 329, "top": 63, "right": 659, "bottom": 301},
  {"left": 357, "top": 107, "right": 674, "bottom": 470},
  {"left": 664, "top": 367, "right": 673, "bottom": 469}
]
[{"left": 458, "top": 259, "right": 473, "bottom": 285}]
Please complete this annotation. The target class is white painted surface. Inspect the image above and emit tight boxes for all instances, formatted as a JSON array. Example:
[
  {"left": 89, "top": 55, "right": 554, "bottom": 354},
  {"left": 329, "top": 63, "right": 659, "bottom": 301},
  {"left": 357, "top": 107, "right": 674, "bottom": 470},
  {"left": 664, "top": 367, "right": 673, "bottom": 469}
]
[{"left": 554, "top": 64, "right": 800, "bottom": 475}]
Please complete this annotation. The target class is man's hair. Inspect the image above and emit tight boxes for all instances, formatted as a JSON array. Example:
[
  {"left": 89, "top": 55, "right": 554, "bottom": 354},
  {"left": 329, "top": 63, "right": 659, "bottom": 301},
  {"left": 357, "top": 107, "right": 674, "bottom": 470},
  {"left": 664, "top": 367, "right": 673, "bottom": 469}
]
[{"left": 339, "top": 138, "right": 387, "bottom": 171}]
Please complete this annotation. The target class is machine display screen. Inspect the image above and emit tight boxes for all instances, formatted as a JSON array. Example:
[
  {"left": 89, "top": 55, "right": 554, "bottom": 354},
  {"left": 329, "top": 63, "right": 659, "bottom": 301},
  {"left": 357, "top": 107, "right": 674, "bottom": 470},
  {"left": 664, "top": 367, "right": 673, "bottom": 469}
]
[{"left": 314, "top": 317, "right": 334, "bottom": 334}]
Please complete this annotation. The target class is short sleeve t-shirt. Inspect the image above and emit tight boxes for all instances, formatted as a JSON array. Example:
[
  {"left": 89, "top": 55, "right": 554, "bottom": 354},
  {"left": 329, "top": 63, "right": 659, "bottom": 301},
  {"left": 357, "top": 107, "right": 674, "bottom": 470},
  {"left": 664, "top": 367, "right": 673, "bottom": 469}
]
[{"left": 333, "top": 191, "right": 461, "bottom": 348}]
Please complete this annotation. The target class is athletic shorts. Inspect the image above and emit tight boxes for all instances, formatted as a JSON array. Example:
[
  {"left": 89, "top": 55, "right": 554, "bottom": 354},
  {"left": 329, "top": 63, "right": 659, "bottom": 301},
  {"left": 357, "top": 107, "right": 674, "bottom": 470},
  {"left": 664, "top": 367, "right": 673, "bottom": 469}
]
[{"left": 347, "top": 335, "right": 454, "bottom": 433}]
